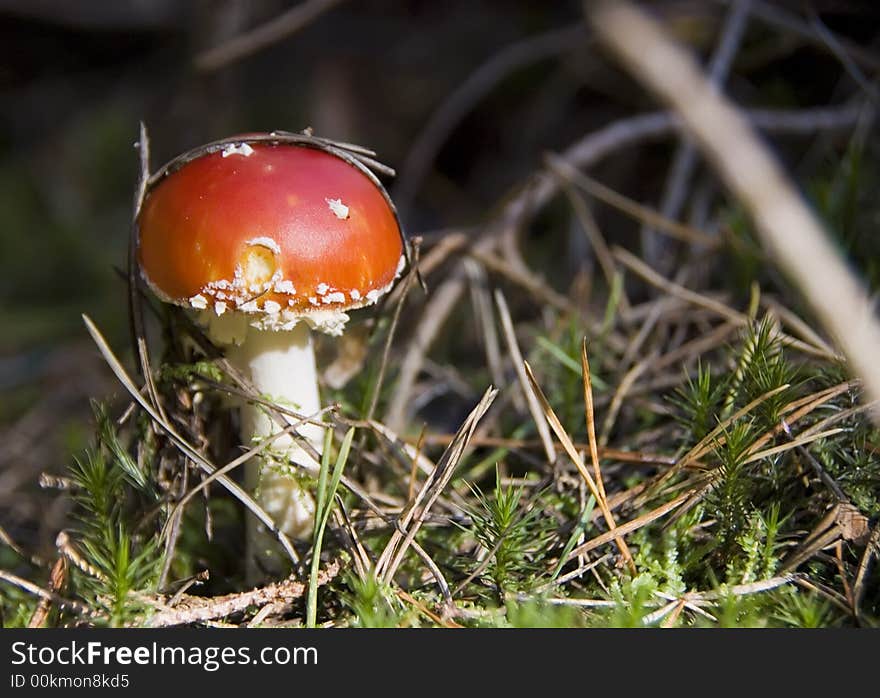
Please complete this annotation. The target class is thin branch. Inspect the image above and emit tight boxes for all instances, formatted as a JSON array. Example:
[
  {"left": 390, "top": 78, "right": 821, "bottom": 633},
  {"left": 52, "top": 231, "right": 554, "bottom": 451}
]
[
  {"left": 641, "top": 0, "right": 751, "bottom": 266},
  {"left": 194, "top": 0, "right": 348, "bottom": 72}
]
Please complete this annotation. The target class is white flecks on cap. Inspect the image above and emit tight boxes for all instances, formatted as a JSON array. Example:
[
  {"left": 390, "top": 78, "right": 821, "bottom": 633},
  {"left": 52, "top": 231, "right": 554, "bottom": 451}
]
[
  {"left": 325, "top": 197, "right": 350, "bottom": 220},
  {"left": 241, "top": 307, "right": 351, "bottom": 335},
  {"left": 246, "top": 236, "right": 281, "bottom": 254},
  {"left": 263, "top": 300, "right": 282, "bottom": 314},
  {"left": 309, "top": 297, "right": 319, "bottom": 306},
  {"left": 396, "top": 253, "right": 407, "bottom": 276},
  {"left": 316, "top": 282, "right": 329, "bottom": 295},
  {"left": 221, "top": 143, "right": 254, "bottom": 158},
  {"left": 303, "top": 309, "right": 350, "bottom": 336},
  {"left": 366, "top": 290, "right": 380, "bottom": 304},
  {"left": 190, "top": 294, "right": 208, "bottom": 310},
  {"left": 350, "top": 289, "right": 361, "bottom": 301},
  {"left": 274, "top": 279, "right": 296, "bottom": 294},
  {"left": 214, "top": 301, "right": 227, "bottom": 316},
  {"left": 322, "top": 291, "right": 346, "bottom": 304}
]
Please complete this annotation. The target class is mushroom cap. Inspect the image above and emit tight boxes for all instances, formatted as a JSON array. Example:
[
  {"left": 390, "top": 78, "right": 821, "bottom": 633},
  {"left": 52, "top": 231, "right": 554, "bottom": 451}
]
[{"left": 137, "top": 139, "right": 405, "bottom": 333}]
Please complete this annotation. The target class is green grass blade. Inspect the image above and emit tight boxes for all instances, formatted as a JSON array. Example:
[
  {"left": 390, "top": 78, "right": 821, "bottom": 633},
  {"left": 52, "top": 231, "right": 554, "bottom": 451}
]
[{"left": 307, "top": 427, "right": 355, "bottom": 628}]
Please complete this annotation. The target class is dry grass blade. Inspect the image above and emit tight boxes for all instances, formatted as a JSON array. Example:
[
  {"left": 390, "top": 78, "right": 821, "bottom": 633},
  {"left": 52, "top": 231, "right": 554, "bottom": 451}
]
[
  {"left": 472, "top": 248, "right": 605, "bottom": 335},
  {"left": 639, "top": 383, "right": 791, "bottom": 506},
  {"left": 383, "top": 101, "right": 858, "bottom": 431},
  {"left": 743, "top": 428, "right": 844, "bottom": 464},
  {"left": 782, "top": 525, "right": 842, "bottom": 574},
  {"left": 644, "top": 598, "right": 685, "bottom": 626},
  {"left": 377, "top": 387, "right": 498, "bottom": 584},
  {"left": 737, "top": 382, "right": 859, "bottom": 461},
  {"left": 580, "top": 339, "right": 607, "bottom": 501},
  {"left": 652, "top": 321, "right": 739, "bottom": 373},
  {"left": 780, "top": 381, "right": 855, "bottom": 420},
  {"left": 797, "top": 398, "right": 876, "bottom": 440},
  {"left": 0, "top": 568, "right": 92, "bottom": 617},
  {"left": 523, "top": 360, "right": 636, "bottom": 571},
  {"left": 495, "top": 289, "right": 556, "bottom": 463},
  {"left": 535, "top": 553, "right": 612, "bottom": 592},
  {"left": 852, "top": 523, "right": 879, "bottom": 616},
  {"left": 698, "top": 574, "right": 797, "bottom": 600},
  {"left": 0, "top": 525, "right": 44, "bottom": 566},
  {"left": 385, "top": 268, "right": 468, "bottom": 431},
  {"left": 27, "top": 557, "right": 67, "bottom": 628},
  {"left": 566, "top": 488, "right": 694, "bottom": 561},
  {"left": 396, "top": 589, "right": 462, "bottom": 628},
  {"left": 682, "top": 384, "right": 790, "bottom": 465},
  {"left": 81, "top": 314, "right": 300, "bottom": 567}
]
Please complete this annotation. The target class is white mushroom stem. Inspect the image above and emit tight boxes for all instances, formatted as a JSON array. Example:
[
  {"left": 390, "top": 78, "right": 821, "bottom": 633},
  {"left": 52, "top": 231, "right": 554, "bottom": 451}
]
[{"left": 224, "top": 321, "right": 322, "bottom": 579}]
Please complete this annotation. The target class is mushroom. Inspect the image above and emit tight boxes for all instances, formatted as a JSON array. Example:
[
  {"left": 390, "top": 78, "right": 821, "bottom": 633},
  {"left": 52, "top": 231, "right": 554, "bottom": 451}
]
[{"left": 137, "top": 134, "right": 405, "bottom": 578}]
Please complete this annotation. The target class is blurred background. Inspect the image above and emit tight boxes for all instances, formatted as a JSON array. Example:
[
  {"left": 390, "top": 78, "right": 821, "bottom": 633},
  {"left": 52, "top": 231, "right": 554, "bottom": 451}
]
[{"left": 1, "top": 0, "right": 878, "bottom": 563}]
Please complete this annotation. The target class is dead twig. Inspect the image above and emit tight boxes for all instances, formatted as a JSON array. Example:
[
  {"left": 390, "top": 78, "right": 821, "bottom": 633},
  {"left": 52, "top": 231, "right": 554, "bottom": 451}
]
[{"left": 146, "top": 560, "right": 341, "bottom": 627}]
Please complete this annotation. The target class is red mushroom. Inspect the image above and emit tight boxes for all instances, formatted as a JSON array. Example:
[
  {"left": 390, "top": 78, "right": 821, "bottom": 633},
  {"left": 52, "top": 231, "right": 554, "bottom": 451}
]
[{"left": 138, "top": 134, "right": 405, "bottom": 578}]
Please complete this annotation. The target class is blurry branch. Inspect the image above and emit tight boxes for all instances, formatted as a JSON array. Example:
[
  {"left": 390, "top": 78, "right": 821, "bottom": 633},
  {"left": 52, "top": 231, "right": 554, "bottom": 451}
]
[
  {"left": 613, "top": 246, "right": 838, "bottom": 360},
  {"left": 545, "top": 154, "right": 718, "bottom": 248},
  {"left": 505, "top": 104, "right": 863, "bottom": 235},
  {"left": 394, "top": 25, "right": 586, "bottom": 215},
  {"left": 713, "top": 0, "right": 880, "bottom": 73},
  {"left": 588, "top": 1, "right": 880, "bottom": 427},
  {"left": 194, "top": 0, "right": 347, "bottom": 73},
  {"left": 807, "top": 9, "right": 879, "bottom": 104},
  {"left": 641, "top": 0, "right": 751, "bottom": 267},
  {"left": 385, "top": 101, "right": 861, "bottom": 430}
]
